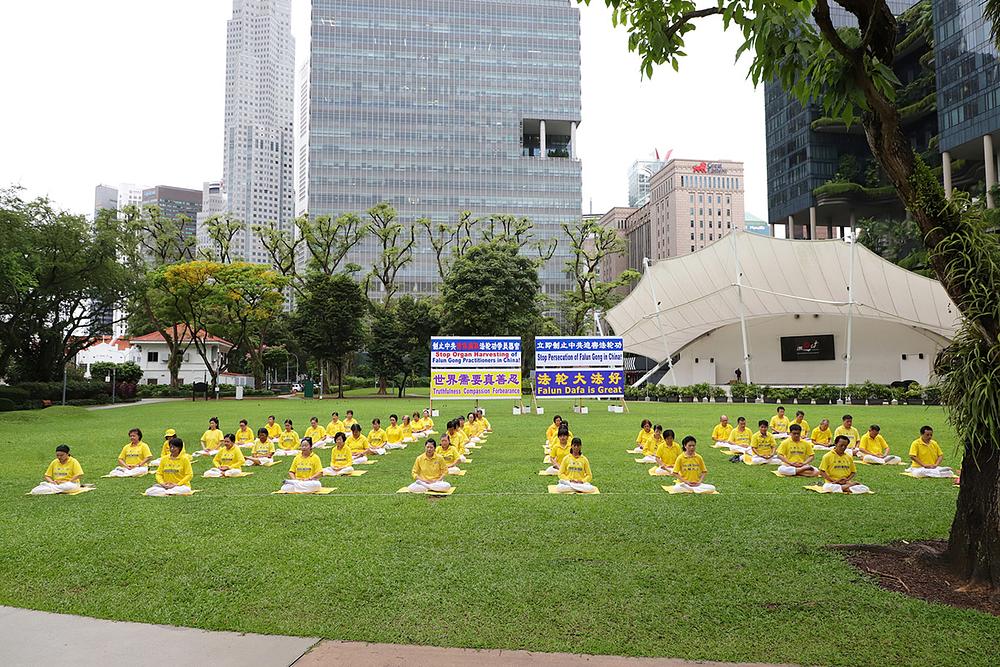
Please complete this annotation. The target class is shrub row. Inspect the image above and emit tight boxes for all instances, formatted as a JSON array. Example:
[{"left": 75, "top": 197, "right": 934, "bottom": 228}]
[{"left": 625, "top": 381, "right": 941, "bottom": 405}]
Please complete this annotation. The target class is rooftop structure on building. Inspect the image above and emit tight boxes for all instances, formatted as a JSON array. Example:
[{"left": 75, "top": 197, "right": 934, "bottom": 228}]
[{"left": 628, "top": 158, "right": 668, "bottom": 207}]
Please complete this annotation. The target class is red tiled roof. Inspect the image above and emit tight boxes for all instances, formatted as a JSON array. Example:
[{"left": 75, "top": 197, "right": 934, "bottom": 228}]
[{"left": 130, "top": 327, "right": 233, "bottom": 347}]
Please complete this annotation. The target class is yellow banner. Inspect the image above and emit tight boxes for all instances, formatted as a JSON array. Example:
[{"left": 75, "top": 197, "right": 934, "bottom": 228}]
[{"left": 430, "top": 369, "right": 522, "bottom": 400}]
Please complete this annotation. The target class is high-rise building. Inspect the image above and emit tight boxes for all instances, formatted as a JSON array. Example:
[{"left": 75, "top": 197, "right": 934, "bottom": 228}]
[
  {"left": 117, "top": 183, "right": 145, "bottom": 212},
  {"left": 595, "top": 206, "right": 636, "bottom": 290},
  {"left": 142, "top": 185, "right": 202, "bottom": 240},
  {"left": 196, "top": 181, "right": 229, "bottom": 256},
  {"left": 93, "top": 184, "right": 118, "bottom": 221},
  {"left": 628, "top": 159, "right": 666, "bottom": 207},
  {"left": 214, "top": 0, "right": 296, "bottom": 264},
  {"left": 301, "top": 0, "right": 583, "bottom": 298}
]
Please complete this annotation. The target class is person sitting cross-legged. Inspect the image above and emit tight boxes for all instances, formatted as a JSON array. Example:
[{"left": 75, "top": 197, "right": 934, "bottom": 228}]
[
  {"left": 31, "top": 444, "right": 84, "bottom": 495},
  {"left": 144, "top": 438, "right": 193, "bottom": 496},
  {"left": 246, "top": 428, "right": 275, "bottom": 466},
  {"left": 555, "top": 437, "right": 596, "bottom": 493},
  {"left": 408, "top": 439, "right": 452, "bottom": 493},
  {"left": 347, "top": 423, "right": 378, "bottom": 464},
  {"left": 857, "top": 424, "right": 901, "bottom": 464},
  {"left": 629, "top": 419, "right": 654, "bottom": 454},
  {"left": 323, "top": 432, "right": 355, "bottom": 476},
  {"left": 652, "top": 428, "right": 681, "bottom": 476},
  {"left": 810, "top": 419, "right": 834, "bottom": 450},
  {"left": 769, "top": 406, "right": 790, "bottom": 434},
  {"left": 776, "top": 424, "right": 818, "bottom": 477},
  {"left": 204, "top": 434, "right": 246, "bottom": 477},
  {"left": 436, "top": 434, "right": 463, "bottom": 473},
  {"left": 279, "top": 438, "right": 324, "bottom": 493},
  {"left": 818, "top": 436, "right": 871, "bottom": 494},
  {"left": 545, "top": 428, "right": 571, "bottom": 474},
  {"left": 726, "top": 417, "right": 753, "bottom": 453},
  {"left": 906, "top": 426, "right": 954, "bottom": 477},
  {"left": 385, "top": 414, "right": 405, "bottom": 450},
  {"left": 671, "top": 436, "right": 716, "bottom": 493},
  {"left": 747, "top": 420, "right": 781, "bottom": 465},
  {"left": 108, "top": 428, "right": 153, "bottom": 477},
  {"left": 711, "top": 415, "right": 733, "bottom": 444},
  {"left": 304, "top": 417, "right": 329, "bottom": 448}
]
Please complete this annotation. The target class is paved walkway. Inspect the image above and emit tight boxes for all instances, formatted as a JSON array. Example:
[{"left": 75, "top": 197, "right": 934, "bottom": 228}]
[{"left": 86, "top": 398, "right": 185, "bottom": 410}]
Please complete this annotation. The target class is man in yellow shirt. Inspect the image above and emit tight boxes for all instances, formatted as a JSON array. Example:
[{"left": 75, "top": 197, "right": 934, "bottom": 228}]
[
  {"left": 347, "top": 423, "right": 376, "bottom": 464},
  {"left": 711, "top": 415, "right": 733, "bottom": 444},
  {"left": 144, "top": 438, "right": 194, "bottom": 496},
  {"left": 108, "top": 428, "right": 153, "bottom": 477},
  {"left": 726, "top": 417, "right": 753, "bottom": 453},
  {"left": 748, "top": 420, "right": 780, "bottom": 465},
  {"left": 31, "top": 445, "right": 85, "bottom": 494},
  {"left": 556, "top": 438, "right": 596, "bottom": 493},
  {"left": 857, "top": 424, "right": 902, "bottom": 464},
  {"left": 629, "top": 419, "right": 654, "bottom": 454},
  {"left": 204, "top": 434, "right": 246, "bottom": 477},
  {"left": 343, "top": 410, "right": 359, "bottom": 430},
  {"left": 790, "top": 410, "right": 810, "bottom": 436},
  {"left": 545, "top": 428, "right": 572, "bottom": 474},
  {"left": 834, "top": 415, "right": 860, "bottom": 451},
  {"left": 409, "top": 439, "right": 451, "bottom": 492},
  {"left": 367, "top": 418, "right": 388, "bottom": 455},
  {"left": 326, "top": 411, "right": 347, "bottom": 440},
  {"left": 421, "top": 409, "right": 436, "bottom": 434},
  {"left": 810, "top": 419, "right": 833, "bottom": 450},
  {"left": 819, "top": 436, "right": 870, "bottom": 493},
  {"left": 264, "top": 415, "right": 281, "bottom": 443},
  {"left": 907, "top": 426, "right": 954, "bottom": 477},
  {"left": 652, "top": 428, "right": 681, "bottom": 476},
  {"left": 385, "top": 414, "right": 405, "bottom": 450},
  {"left": 280, "top": 438, "right": 325, "bottom": 493},
  {"left": 276, "top": 419, "right": 300, "bottom": 455},
  {"left": 769, "top": 406, "right": 791, "bottom": 434},
  {"left": 235, "top": 419, "right": 255, "bottom": 448},
  {"left": 671, "top": 436, "right": 716, "bottom": 493},
  {"left": 324, "top": 432, "right": 356, "bottom": 476},
  {"left": 246, "top": 428, "right": 275, "bottom": 466},
  {"left": 776, "top": 425, "right": 818, "bottom": 477},
  {"left": 305, "top": 417, "right": 329, "bottom": 447}
]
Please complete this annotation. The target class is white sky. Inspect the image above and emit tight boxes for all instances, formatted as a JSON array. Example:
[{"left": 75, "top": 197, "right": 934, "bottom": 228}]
[{"left": 0, "top": 1, "right": 766, "bottom": 219}]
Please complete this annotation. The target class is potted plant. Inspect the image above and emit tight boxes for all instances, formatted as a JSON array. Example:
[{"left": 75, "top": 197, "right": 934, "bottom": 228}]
[
  {"left": 711, "top": 386, "right": 728, "bottom": 402},
  {"left": 662, "top": 385, "right": 679, "bottom": 402},
  {"left": 678, "top": 385, "right": 695, "bottom": 403},
  {"left": 904, "top": 383, "right": 924, "bottom": 405},
  {"left": 923, "top": 384, "right": 941, "bottom": 405},
  {"left": 812, "top": 384, "right": 835, "bottom": 405}
]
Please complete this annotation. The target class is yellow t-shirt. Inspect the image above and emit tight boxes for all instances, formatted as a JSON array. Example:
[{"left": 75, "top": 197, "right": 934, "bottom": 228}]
[
  {"left": 559, "top": 453, "right": 592, "bottom": 483},
  {"left": 909, "top": 438, "right": 943, "bottom": 467},
  {"left": 45, "top": 456, "right": 83, "bottom": 482},
  {"left": 265, "top": 423, "right": 281, "bottom": 439},
  {"left": 674, "top": 453, "right": 707, "bottom": 484},
  {"left": 549, "top": 440, "right": 570, "bottom": 466},
  {"left": 304, "top": 425, "right": 327, "bottom": 443},
  {"left": 751, "top": 432, "right": 778, "bottom": 457},
  {"left": 278, "top": 430, "right": 300, "bottom": 451},
  {"left": 343, "top": 417, "right": 358, "bottom": 429},
  {"left": 545, "top": 424, "right": 559, "bottom": 443},
  {"left": 819, "top": 450, "right": 856, "bottom": 483},
  {"left": 712, "top": 423, "right": 734, "bottom": 442},
  {"left": 235, "top": 427, "right": 254, "bottom": 446},
  {"left": 213, "top": 446, "right": 245, "bottom": 469},
  {"left": 160, "top": 440, "right": 187, "bottom": 459},
  {"left": 635, "top": 428, "right": 654, "bottom": 448},
  {"left": 326, "top": 420, "right": 347, "bottom": 437},
  {"left": 156, "top": 455, "right": 193, "bottom": 487},
  {"left": 769, "top": 415, "right": 791, "bottom": 432},
  {"left": 777, "top": 437, "right": 814, "bottom": 464},
  {"left": 436, "top": 445, "right": 461, "bottom": 466},
  {"left": 834, "top": 425, "right": 860, "bottom": 446},
  {"left": 385, "top": 424, "right": 402, "bottom": 444},
  {"left": 329, "top": 445, "right": 354, "bottom": 469},
  {"left": 811, "top": 427, "right": 832, "bottom": 446},
  {"left": 423, "top": 417, "right": 435, "bottom": 430},
  {"left": 401, "top": 422, "right": 413, "bottom": 439},
  {"left": 412, "top": 453, "right": 448, "bottom": 480},
  {"left": 368, "top": 428, "right": 387, "bottom": 447},
  {"left": 451, "top": 429, "right": 469, "bottom": 450},
  {"left": 656, "top": 441, "right": 682, "bottom": 468},
  {"left": 118, "top": 441, "right": 153, "bottom": 466},
  {"left": 412, "top": 417, "right": 426, "bottom": 432},
  {"left": 347, "top": 433, "right": 370, "bottom": 454},
  {"left": 289, "top": 452, "right": 323, "bottom": 480},
  {"left": 729, "top": 427, "right": 752, "bottom": 448},
  {"left": 643, "top": 434, "right": 662, "bottom": 456},
  {"left": 480, "top": 417, "right": 491, "bottom": 431},
  {"left": 201, "top": 429, "right": 223, "bottom": 450},
  {"left": 790, "top": 419, "right": 811, "bottom": 435},
  {"left": 858, "top": 433, "right": 889, "bottom": 456},
  {"left": 250, "top": 439, "right": 275, "bottom": 458}
]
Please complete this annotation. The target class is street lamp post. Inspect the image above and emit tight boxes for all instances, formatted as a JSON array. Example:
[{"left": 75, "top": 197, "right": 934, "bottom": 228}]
[{"left": 105, "top": 366, "right": 116, "bottom": 404}]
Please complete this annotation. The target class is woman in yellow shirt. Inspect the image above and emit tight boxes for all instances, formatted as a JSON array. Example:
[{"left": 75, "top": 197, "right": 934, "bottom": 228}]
[
  {"left": 204, "top": 434, "right": 246, "bottom": 477},
  {"left": 653, "top": 428, "right": 682, "bottom": 476},
  {"left": 421, "top": 409, "right": 436, "bottom": 434},
  {"left": 149, "top": 428, "right": 182, "bottom": 468},
  {"left": 31, "top": 445, "right": 85, "bottom": 494},
  {"left": 235, "top": 419, "right": 255, "bottom": 448},
  {"left": 367, "top": 418, "right": 388, "bottom": 455},
  {"left": 436, "top": 434, "right": 463, "bottom": 474},
  {"left": 411, "top": 411, "right": 426, "bottom": 437},
  {"left": 347, "top": 423, "right": 376, "bottom": 463},
  {"left": 545, "top": 429, "right": 572, "bottom": 474},
  {"left": 276, "top": 419, "right": 300, "bottom": 455},
  {"left": 819, "top": 436, "right": 871, "bottom": 493},
  {"left": 400, "top": 415, "right": 415, "bottom": 443},
  {"left": 304, "top": 417, "right": 329, "bottom": 448},
  {"left": 629, "top": 419, "right": 654, "bottom": 454},
  {"left": 343, "top": 410, "right": 358, "bottom": 430},
  {"left": 408, "top": 439, "right": 451, "bottom": 493},
  {"left": 637, "top": 423, "right": 663, "bottom": 463},
  {"left": 326, "top": 411, "right": 347, "bottom": 440},
  {"left": 144, "top": 438, "right": 194, "bottom": 496},
  {"left": 324, "top": 432, "right": 356, "bottom": 476},
  {"left": 475, "top": 408, "right": 491, "bottom": 432},
  {"left": 246, "top": 428, "right": 276, "bottom": 466},
  {"left": 195, "top": 417, "right": 224, "bottom": 457},
  {"left": 108, "top": 428, "right": 153, "bottom": 477},
  {"left": 556, "top": 438, "right": 596, "bottom": 493},
  {"left": 671, "top": 436, "right": 716, "bottom": 493},
  {"left": 280, "top": 438, "right": 325, "bottom": 493},
  {"left": 385, "top": 414, "right": 405, "bottom": 450},
  {"left": 545, "top": 415, "right": 564, "bottom": 446},
  {"left": 264, "top": 415, "right": 281, "bottom": 443}
]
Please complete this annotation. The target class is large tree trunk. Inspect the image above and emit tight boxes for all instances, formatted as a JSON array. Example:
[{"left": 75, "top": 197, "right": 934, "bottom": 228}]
[
  {"left": 948, "top": 446, "right": 1000, "bottom": 588},
  {"left": 336, "top": 361, "right": 345, "bottom": 399}
]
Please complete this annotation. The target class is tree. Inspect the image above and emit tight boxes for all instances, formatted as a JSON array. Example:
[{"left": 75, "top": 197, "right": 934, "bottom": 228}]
[
  {"left": 367, "top": 296, "right": 439, "bottom": 397},
  {"left": 420, "top": 211, "right": 478, "bottom": 280},
  {"left": 584, "top": 0, "right": 1000, "bottom": 587},
  {"left": 857, "top": 217, "right": 929, "bottom": 276},
  {"left": 255, "top": 220, "right": 304, "bottom": 289},
  {"left": 297, "top": 213, "right": 367, "bottom": 275},
  {"left": 561, "top": 218, "right": 641, "bottom": 335},
  {"left": 123, "top": 204, "right": 196, "bottom": 266},
  {"left": 366, "top": 202, "right": 415, "bottom": 303},
  {"left": 198, "top": 213, "right": 244, "bottom": 263},
  {"left": 292, "top": 273, "right": 367, "bottom": 398}
]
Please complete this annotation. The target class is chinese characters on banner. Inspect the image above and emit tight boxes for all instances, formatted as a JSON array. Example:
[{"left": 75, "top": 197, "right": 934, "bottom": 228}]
[
  {"left": 430, "top": 337, "right": 522, "bottom": 400},
  {"left": 534, "top": 337, "right": 625, "bottom": 399}
]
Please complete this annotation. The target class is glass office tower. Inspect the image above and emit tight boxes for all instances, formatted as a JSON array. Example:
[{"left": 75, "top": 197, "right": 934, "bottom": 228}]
[{"left": 301, "top": 0, "right": 583, "bottom": 298}]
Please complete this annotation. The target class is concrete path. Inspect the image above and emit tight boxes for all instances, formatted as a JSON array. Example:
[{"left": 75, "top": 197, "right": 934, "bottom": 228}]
[
  {"left": 0, "top": 606, "right": 317, "bottom": 667},
  {"left": 86, "top": 398, "right": 185, "bottom": 410}
]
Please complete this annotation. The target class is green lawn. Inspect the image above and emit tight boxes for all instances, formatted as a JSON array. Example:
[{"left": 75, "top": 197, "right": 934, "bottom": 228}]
[{"left": 0, "top": 398, "right": 995, "bottom": 665}]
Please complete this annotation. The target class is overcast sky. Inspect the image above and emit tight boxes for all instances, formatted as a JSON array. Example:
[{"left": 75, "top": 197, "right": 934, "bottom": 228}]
[{"left": 0, "top": 1, "right": 766, "bottom": 219}]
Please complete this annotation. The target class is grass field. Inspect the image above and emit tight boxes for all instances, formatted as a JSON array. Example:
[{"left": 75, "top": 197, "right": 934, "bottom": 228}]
[{"left": 1, "top": 398, "right": 996, "bottom": 666}]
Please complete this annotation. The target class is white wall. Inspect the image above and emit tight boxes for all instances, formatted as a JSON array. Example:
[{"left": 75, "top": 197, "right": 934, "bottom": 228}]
[
  {"left": 132, "top": 342, "right": 225, "bottom": 385},
  {"left": 659, "top": 314, "right": 948, "bottom": 386}
]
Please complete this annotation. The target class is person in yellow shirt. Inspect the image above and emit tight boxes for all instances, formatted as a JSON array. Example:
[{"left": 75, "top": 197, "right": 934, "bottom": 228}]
[
  {"left": 422, "top": 409, "right": 436, "bottom": 434},
  {"left": 466, "top": 412, "right": 486, "bottom": 443},
  {"left": 907, "top": 426, "right": 954, "bottom": 477},
  {"left": 447, "top": 420, "right": 471, "bottom": 462},
  {"left": 276, "top": 419, "right": 301, "bottom": 455},
  {"left": 304, "top": 417, "right": 329, "bottom": 448},
  {"left": 652, "top": 428, "right": 682, "bottom": 476},
  {"left": 671, "top": 436, "right": 716, "bottom": 493},
  {"left": 401, "top": 415, "right": 416, "bottom": 443},
  {"left": 748, "top": 420, "right": 780, "bottom": 465},
  {"left": 411, "top": 411, "right": 426, "bottom": 436},
  {"left": 343, "top": 410, "right": 359, "bottom": 430},
  {"left": 834, "top": 414, "right": 860, "bottom": 451},
  {"left": 246, "top": 428, "right": 276, "bottom": 466},
  {"left": 769, "top": 406, "right": 791, "bottom": 434},
  {"left": 347, "top": 423, "right": 377, "bottom": 463},
  {"left": 280, "top": 438, "right": 324, "bottom": 493},
  {"left": 810, "top": 419, "right": 833, "bottom": 450},
  {"left": 149, "top": 428, "right": 183, "bottom": 467},
  {"left": 324, "top": 432, "right": 356, "bottom": 476},
  {"left": 437, "top": 434, "right": 463, "bottom": 474},
  {"left": 545, "top": 415, "right": 564, "bottom": 446},
  {"left": 385, "top": 414, "right": 405, "bottom": 450},
  {"left": 637, "top": 422, "right": 663, "bottom": 463},
  {"left": 857, "top": 424, "right": 902, "bottom": 464},
  {"left": 726, "top": 417, "right": 753, "bottom": 453},
  {"left": 476, "top": 408, "right": 491, "bottom": 432},
  {"left": 790, "top": 410, "right": 810, "bottom": 435},
  {"left": 235, "top": 419, "right": 255, "bottom": 448},
  {"left": 545, "top": 428, "right": 572, "bottom": 474},
  {"left": 408, "top": 439, "right": 452, "bottom": 493},
  {"left": 818, "top": 436, "right": 870, "bottom": 493},
  {"left": 556, "top": 438, "right": 596, "bottom": 493},
  {"left": 108, "top": 428, "right": 153, "bottom": 477},
  {"left": 194, "top": 417, "right": 224, "bottom": 457},
  {"left": 326, "top": 412, "right": 347, "bottom": 441},
  {"left": 711, "top": 415, "right": 733, "bottom": 444},
  {"left": 204, "top": 434, "right": 246, "bottom": 477},
  {"left": 629, "top": 419, "right": 654, "bottom": 454},
  {"left": 31, "top": 445, "right": 85, "bottom": 494},
  {"left": 776, "top": 425, "right": 818, "bottom": 477},
  {"left": 264, "top": 415, "right": 281, "bottom": 443},
  {"left": 367, "top": 418, "right": 388, "bottom": 455},
  {"left": 144, "top": 438, "right": 194, "bottom": 496}
]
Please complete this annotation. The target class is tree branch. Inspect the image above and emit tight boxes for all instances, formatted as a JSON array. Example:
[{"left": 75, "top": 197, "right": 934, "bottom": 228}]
[
  {"left": 661, "top": 7, "right": 724, "bottom": 42},
  {"left": 813, "top": 0, "right": 859, "bottom": 63}
]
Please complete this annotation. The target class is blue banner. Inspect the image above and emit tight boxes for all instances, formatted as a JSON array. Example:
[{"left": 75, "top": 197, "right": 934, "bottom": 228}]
[
  {"left": 431, "top": 337, "right": 522, "bottom": 368},
  {"left": 535, "top": 337, "right": 624, "bottom": 368},
  {"left": 534, "top": 368, "right": 625, "bottom": 398}
]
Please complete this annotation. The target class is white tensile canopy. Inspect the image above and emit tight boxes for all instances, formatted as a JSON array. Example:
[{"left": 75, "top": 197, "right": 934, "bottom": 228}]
[{"left": 605, "top": 230, "right": 961, "bottom": 385}]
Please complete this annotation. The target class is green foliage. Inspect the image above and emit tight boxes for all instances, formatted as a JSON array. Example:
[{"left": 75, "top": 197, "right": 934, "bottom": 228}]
[
  {"left": 0, "top": 386, "right": 30, "bottom": 402},
  {"left": 14, "top": 380, "right": 109, "bottom": 401},
  {"left": 367, "top": 297, "right": 439, "bottom": 397},
  {"left": 813, "top": 182, "right": 897, "bottom": 199},
  {"left": 90, "top": 362, "right": 144, "bottom": 385},
  {"left": 0, "top": 398, "right": 14, "bottom": 412},
  {"left": 366, "top": 202, "right": 415, "bottom": 303}
]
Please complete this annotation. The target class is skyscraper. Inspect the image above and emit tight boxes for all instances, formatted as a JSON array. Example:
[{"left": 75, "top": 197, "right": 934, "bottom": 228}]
[
  {"left": 214, "top": 0, "right": 296, "bottom": 263},
  {"left": 301, "top": 0, "right": 583, "bottom": 298},
  {"left": 628, "top": 159, "right": 666, "bottom": 207}
]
